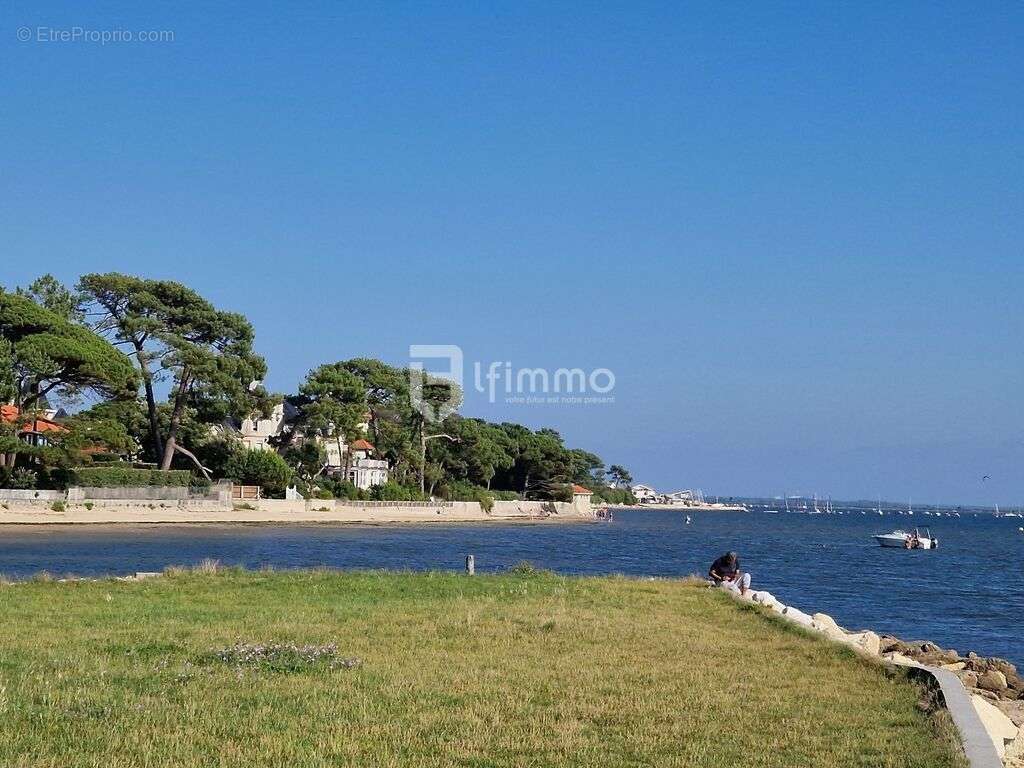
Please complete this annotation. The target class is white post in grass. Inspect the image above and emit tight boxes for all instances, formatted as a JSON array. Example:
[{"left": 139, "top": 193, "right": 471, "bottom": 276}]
[{"left": 465, "top": 555, "right": 475, "bottom": 575}]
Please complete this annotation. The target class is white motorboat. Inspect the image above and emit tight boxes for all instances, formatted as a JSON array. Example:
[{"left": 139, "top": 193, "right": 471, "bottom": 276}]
[{"left": 874, "top": 528, "right": 938, "bottom": 549}]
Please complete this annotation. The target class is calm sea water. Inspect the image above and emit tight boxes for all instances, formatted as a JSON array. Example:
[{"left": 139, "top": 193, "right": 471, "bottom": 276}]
[{"left": 1, "top": 508, "right": 1021, "bottom": 666}]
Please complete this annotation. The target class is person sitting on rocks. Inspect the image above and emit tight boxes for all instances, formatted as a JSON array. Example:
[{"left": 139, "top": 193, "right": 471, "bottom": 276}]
[{"left": 708, "top": 551, "right": 751, "bottom": 596}]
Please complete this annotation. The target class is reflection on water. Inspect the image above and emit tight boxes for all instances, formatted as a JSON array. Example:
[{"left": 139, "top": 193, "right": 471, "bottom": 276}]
[{"left": 1, "top": 509, "right": 1020, "bottom": 665}]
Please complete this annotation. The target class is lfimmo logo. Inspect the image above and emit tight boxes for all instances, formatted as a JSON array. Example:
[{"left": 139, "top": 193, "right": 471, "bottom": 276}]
[
  {"left": 408, "top": 345, "right": 615, "bottom": 420},
  {"left": 408, "top": 345, "right": 464, "bottom": 423}
]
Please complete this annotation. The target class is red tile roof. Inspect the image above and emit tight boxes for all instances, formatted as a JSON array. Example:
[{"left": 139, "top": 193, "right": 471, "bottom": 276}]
[
  {"left": 24, "top": 418, "right": 65, "bottom": 434},
  {"left": 1, "top": 405, "right": 67, "bottom": 435},
  {"left": 572, "top": 484, "right": 593, "bottom": 495},
  {"left": 350, "top": 438, "right": 375, "bottom": 452}
]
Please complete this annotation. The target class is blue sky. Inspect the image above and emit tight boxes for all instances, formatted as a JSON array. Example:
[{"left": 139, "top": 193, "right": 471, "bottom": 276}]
[{"left": 3, "top": 2, "right": 1022, "bottom": 505}]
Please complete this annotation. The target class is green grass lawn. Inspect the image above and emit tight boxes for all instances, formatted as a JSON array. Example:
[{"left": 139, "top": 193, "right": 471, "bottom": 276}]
[{"left": 0, "top": 567, "right": 965, "bottom": 768}]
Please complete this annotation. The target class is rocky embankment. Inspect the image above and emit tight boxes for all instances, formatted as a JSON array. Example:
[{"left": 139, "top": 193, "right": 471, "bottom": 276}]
[
  {"left": 738, "top": 586, "right": 1023, "bottom": 766},
  {"left": 880, "top": 636, "right": 1024, "bottom": 767}
]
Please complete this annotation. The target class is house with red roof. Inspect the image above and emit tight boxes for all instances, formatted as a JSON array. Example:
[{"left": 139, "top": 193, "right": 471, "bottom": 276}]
[
  {"left": 1, "top": 405, "right": 67, "bottom": 448},
  {"left": 217, "top": 403, "right": 390, "bottom": 490},
  {"left": 345, "top": 439, "right": 389, "bottom": 489},
  {"left": 570, "top": 484, "right": 596, "bottom": 514},
  {"left": 316, "top": 435, "right": 389, "bottom": 488}
]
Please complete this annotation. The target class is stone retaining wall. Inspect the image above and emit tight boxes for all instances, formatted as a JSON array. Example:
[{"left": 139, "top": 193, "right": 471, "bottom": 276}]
[
  {"left": 73, "top": 486, "right": 193, "bottom": 500},
  {"left": 0, "top": 489, "right": 65, "bottom": 502},
  {"left": 68, "top": 485, "right": 232, "bottom": 502},
  {"left": 0, "top": 495, "right": 596, "bottom": 525},
  {"left": 244, "top": 498, "right": 585, "bottom": 521}
]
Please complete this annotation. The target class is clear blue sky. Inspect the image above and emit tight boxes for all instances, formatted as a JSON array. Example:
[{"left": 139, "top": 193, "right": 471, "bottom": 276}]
[{"left": 3, "top": 2, "right": 1022, "bottom": 505}]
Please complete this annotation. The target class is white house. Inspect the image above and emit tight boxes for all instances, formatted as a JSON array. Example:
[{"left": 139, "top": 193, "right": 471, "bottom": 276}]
[
  {"left": 344, "top": 438, "right": 389, "bottom": 489},
  {"left": 222, "top": 404, "right": 390, "bottom": 490},
  {"left": 630, "top": 484, "right": 659, "bottom": 503},
  {"left": 236, "top": 402, "right": 291, "bottom": 451},
  {"left": 665, "top": 490, "right": 697, "bottom": 504},
  {"left": 305, "top": 432, "right": 390, "bottom": 489}
]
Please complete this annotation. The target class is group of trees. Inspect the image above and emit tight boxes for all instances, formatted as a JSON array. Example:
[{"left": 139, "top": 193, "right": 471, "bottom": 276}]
[
  {"left": 278, "top": 358, "right": 632, "bottom": 503},
  {"left": 1, "top": 274, "right": 634, "bottom": 504}
]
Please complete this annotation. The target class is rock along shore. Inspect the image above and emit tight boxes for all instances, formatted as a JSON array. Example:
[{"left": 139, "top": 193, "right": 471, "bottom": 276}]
[{"left": 733, "top": 586, "right": 1023, "bottom": 766}]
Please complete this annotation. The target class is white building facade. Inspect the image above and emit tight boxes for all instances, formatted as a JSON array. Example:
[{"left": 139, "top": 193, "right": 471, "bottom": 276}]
[
  {"left": 630, "top": 484, "right": 659, "bottom": 503},
  {"left": 237, "top": 403, "right": 289, "bottom": 451},
  {"left": 343, "top": 439, "right": 389, "bottom": 489},
  {"left": 225, "top": 404, "right": 390, "bottom": 491}
]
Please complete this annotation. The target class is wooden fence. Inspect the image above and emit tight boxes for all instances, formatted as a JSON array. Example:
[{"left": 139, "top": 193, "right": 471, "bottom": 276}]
[{"left": 231, "top": 485, "right": 262, "bottom": 500}]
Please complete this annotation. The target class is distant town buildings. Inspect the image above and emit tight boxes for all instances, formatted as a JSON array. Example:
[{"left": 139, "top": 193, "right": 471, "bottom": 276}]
[
  {"left": 628, "top": 483, "right": 706, "bottom": 506},
  {"left": 629, "top": 484, "right": 659, "bottom": 503},
  {"left": 666, "top": 490, "right": 701, "bottom": 504}
]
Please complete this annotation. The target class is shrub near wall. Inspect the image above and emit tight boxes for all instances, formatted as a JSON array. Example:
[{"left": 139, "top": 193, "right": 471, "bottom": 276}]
[
  {"left": 592, "top": 487, "right": 636, "bottom": 505},
  {"left": 224, "top": 449, "right": 292, "bottom": 498},
  {"left": 441, "top": 481, "right": 499, "bottom": 512},
  {"left": 367, "top": 482, "right": 429, "bottom": 502},
  {"left": 72, "top": 466, "right": 194, "bottom": 488}
]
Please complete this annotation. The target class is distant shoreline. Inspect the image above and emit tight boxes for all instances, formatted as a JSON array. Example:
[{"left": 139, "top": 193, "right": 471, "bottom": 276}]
[{"left": 614, "top": 503, "right": 747, "bottom": 512}]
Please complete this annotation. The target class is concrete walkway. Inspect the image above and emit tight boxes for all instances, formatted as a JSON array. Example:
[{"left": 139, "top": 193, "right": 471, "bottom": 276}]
[{"left": 898, "top": 661, "right": 1004, "bottom": 768}]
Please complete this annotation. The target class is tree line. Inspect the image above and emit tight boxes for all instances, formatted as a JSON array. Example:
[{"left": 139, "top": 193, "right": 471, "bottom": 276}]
[{"left": 1, "top": 274, "right": 635, "bottom": 504}]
